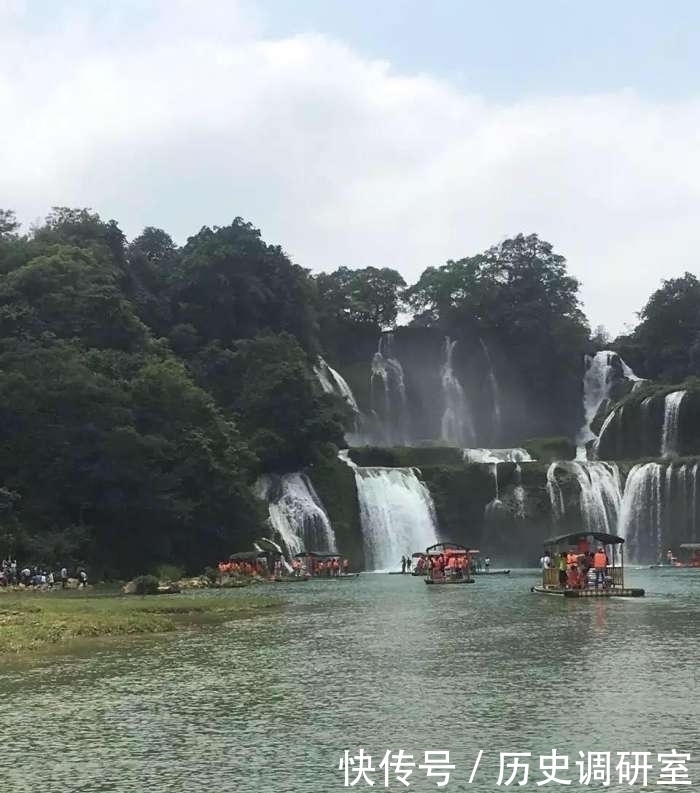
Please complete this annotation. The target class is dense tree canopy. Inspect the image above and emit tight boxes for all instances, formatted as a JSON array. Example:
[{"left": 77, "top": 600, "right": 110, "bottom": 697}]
[
  {"left": 615, "top": 273, "right": 700, "bottom": 382},
  {"left": 0, "top": 208, "right": 350, "bottom": 577},
  {"left": 315, "top": 266, "right": 406, "bottom": 329}
]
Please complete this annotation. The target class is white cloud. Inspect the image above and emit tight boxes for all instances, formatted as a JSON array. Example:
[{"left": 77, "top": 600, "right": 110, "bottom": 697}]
[{"left": 2, "top": 0, "right": 700, "bottom": 335}]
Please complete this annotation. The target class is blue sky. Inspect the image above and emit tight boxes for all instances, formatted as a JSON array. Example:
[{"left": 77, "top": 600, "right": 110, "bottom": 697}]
[
  {"left": 3, "top": 0, "right": 700, "bottom": 336},
  {"left": 254, "top": 0, "right": 698, "bottom": 100}
]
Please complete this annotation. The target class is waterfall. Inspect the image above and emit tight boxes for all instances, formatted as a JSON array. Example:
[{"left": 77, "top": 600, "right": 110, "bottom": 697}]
[
  {"left": 254, "top": 473, "right": 337, "bottom": 558},
  {"left": 440, "top": 337, "right": 475, "bottom": 446},
  {"left": 314, "top": 357, "right": 359, "bottom": 413},
  {"left": 547, "top": 461, "right": 622, "bottom": 534},
  {"left": 546, "top": 463, "right": 565, "bottom": 524},
  {"left": 618, "top": 463, "right": 663, "bottom": 563},
  {"left": 660, "top": 390, "right": 686, "bottom": 458},
  {"left": 463, "top": 448, "right": 533, "bottom": 463},
  {"left": 576, "top": 350, "right": 642, "bottom": 457},
  {"left": 370, "top": 333, "right": 409, "bottom": 446},
  {"left": 619, "top": 461, "right": 700, "bottom": 562},
  {"left": 315, "top": 357, "right": 369, "bottom": 445},
  {"left": 590, "top": 407, "right": 617, "bottom": 460},
  {"left": 513, "top": 463, "right": 526, "bottom": 519},
  {"left": 479, "top": 339, "right": 502, "bottom": 442},
  {"left": 641, "top": 396, "right": 654, "bottom": 456},
  {"left": 484, "top": 462, "right": 503, "bottom": 519},
  {"left": 340, "top": 452, "right": 439, "bottom": 571}
]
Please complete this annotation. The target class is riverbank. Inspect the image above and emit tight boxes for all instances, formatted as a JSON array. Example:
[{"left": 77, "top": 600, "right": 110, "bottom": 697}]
[{"left": 0, "top": 590, "right": 279, "bottom": 659}]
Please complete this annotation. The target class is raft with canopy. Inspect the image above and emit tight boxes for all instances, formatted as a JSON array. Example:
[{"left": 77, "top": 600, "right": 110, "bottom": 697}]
[
  {"left": 423, "top": 542, "right": 475, "bottom": 585},
  {"left": 649, "top": 543, "right": 700, "bottom": 569},
  {"left": 532, "top": 531, "right": 644, "bottom": 598}
]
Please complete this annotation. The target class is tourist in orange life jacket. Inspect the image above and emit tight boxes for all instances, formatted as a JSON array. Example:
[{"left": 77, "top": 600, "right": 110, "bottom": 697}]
[{"left": 593, "top": 548, "right": 608, "bottom": 588}]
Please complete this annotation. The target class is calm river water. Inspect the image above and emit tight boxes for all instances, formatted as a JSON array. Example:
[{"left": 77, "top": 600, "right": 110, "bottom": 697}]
[{"left": 2, "top": 569, "right": 699, "bottom": 792}]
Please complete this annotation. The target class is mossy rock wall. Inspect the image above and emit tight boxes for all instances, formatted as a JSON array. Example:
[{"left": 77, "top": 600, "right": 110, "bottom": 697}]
[
  {"left": 520, "top": 436, "right": 576, "bottom": 462},
  {"left": 348, "top": 446, "right": 464, "bottom": 468},
  {"left": 597, "top": 380, "right": 700, "bottom": 459},
  {"left": 306, "top": 454, "right": 364, "bottom": 570},
  {"left": 418, "top": 461, "right": 563, "bottom": 566}
]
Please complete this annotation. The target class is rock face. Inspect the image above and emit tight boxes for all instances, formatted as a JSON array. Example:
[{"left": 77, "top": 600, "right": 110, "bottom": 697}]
[
  {"left": 329, "top": 326, "right": 584, "bottom": 449},
  {"left": 596, "top": 383, "right": 700, "bottom": 460}
]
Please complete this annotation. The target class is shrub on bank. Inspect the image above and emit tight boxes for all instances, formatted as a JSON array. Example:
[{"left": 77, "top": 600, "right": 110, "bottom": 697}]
[{"left": 132, "top": 575, "right": 159, "bottom": 595}]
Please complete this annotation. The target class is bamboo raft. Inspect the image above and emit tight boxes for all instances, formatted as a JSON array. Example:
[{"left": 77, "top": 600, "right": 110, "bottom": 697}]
[{"left": 531, "top": 585, "right": 644, "bottom": 598}]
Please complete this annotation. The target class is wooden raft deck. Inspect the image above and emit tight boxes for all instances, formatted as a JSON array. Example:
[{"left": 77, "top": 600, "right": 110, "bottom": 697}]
[{"left": 532, "top": 585, "right": 645, "bottom": 598}]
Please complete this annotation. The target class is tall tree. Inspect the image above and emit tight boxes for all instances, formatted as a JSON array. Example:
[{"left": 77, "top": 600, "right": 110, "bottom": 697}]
[
  {"left": 174, "top": 218, "right": 318, "bottom": 352},
  {"left": 616, "top": 272, "right": 700, "bottom": 381}
]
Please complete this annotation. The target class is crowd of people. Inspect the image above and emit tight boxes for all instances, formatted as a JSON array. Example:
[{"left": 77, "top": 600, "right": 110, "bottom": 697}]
[
  {"left": 425, "top": 552, "right": 472, "bottom": 580},
  {"left": 217, "top": 554, "right": 351, "bottom": 580},
  {"left": 291, "top": 555, "right": 350, "bottom": 577},
  {"left": 539, "top": 540, "right": 611, "bottom": 589},
  {"left": 217, "top": 558, "right": 268, "bottom": 578},
  {"left": 0, "top": 559, "right": 88, "bottom": 589}
]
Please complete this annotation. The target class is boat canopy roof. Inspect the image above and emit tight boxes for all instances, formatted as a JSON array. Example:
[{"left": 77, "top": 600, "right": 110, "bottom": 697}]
[
  {"left": 229, "top": 551, "right": 266, "bottom": 561},
  {"left": 293, "top": 551, "right": 341, "bottom": 559},
  {"left": 412, "top": 552, "right": 426, "bottom": 558},
  {"left": 680, "top": 543, "right": 700, "bottom": 549},
  {"left": 426, "top": 542, "right": 469, "bottom": 555},
  {"left": 544, "top": 532, "right": 624, "bottom": 546}
]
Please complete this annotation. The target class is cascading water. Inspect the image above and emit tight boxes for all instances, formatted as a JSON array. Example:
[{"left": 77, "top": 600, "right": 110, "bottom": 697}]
[
  {"left": 590, "top": 407, "right": 617, "bottom": 460},
  {"left": 254, "top": 473, "right": 337, "bottom": 558},
  {"left": 314, "top": 357, "right": 360, "bottom": 413},
  {"left": 619, "top": 461, "right": 700, "bottom": 562},
  {"left": 547, "top": 461, "right": 622, "bottom": 534},
  {"left": 576, "top": 350, "right": 642, "bottom": 459},
  {"left": 440, "top": 337, "right": 475, "bottom": 446},
  {"left": 484, "top": 462, "right": 503, "bottom": 519},
  {"left": 370, "top": 333, "right": 410, "bottom": 446},
  {"left": 660, "top": 390, "right": 686, "bottom": 458},
  {"left": 546, "top": 463, "right": 565, "bottom": 524},
  {"left": 340, "top": 451, "right": 439, "bottom": 571},
  {"left": 618, "top": 463, "right": 663, "bottom": 563},
  {"left": 463, "top": 448, "right": 533, "bottom": 463},
  {"left": 513, "top": 463, "right": 526, "bottom": 519},
  {"left": 479, "top": 339, "right": 502, "bottom": 442}
]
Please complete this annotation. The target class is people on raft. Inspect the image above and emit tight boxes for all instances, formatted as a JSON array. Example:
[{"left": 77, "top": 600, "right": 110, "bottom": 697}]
[
  {"left": 217, "top": 559, "right": 268, "bottom": 579},
  {"left": 291, "top": 556, "right": 350, "bottom": 577},
  {"left": 426, "top": 553, "right": 471, "bottom": 580},
  {"left": 556, "top": 546, "right": 610, "bottom": 589}
]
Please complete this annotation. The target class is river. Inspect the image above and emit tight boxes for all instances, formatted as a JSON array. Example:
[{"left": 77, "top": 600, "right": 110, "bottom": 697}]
[{"left": 2, "top": 569, "right": 699, "bottom": 791}]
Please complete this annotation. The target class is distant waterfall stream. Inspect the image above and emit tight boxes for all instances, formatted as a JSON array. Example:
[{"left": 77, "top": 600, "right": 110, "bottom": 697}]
[
  {"left": 440, "top": 337, "right": 474, "bottom": 446},
  {"left": 546, "top": 461, "right": 622, "bottom": 535},
  {"left": 661, "top": 390, "right": 686, "bottom": 458},
  {"left": 340, "top": 452, "right": 439, "bottom": 571},
  {"left": 619, "top": 461, "right": 699, "bottom": 563},
  {"left": 370, "top": 333, "right": 410, "bottom": 446},
  {"left": 577, "top": 350, "right": 642, "bottom": 459},
  {"left": 254, "top": 473, "right": 337, "bottom": 558}
]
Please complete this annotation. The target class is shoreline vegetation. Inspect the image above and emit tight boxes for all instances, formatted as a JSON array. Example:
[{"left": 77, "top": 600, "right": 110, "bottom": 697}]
[{"left": 0, "top": 590, "right": 280, "bottom": 660}]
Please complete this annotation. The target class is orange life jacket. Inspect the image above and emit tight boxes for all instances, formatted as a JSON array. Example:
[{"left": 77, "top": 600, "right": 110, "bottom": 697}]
[{"left": 593, "top": 551, "right": 607, "bottom": 569}]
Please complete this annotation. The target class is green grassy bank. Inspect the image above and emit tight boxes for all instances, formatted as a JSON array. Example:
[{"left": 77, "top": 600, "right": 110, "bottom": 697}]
[{"left": 0, "top": 591, "right": 279, "bottom": 659}]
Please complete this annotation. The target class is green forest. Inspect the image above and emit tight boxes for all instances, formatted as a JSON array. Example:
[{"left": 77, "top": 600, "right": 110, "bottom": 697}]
[{"left": 0, "top": 207, "right": 695, "bottom": 576}]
